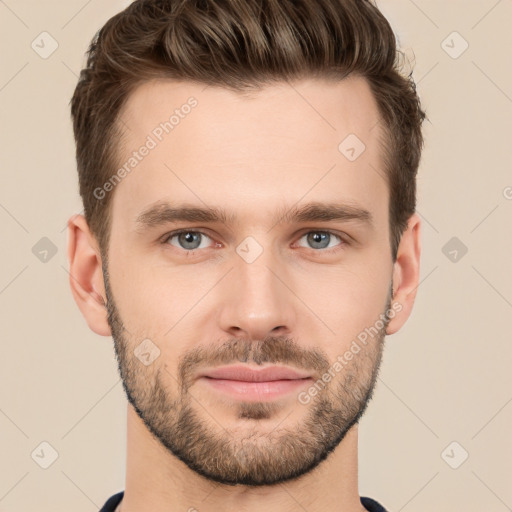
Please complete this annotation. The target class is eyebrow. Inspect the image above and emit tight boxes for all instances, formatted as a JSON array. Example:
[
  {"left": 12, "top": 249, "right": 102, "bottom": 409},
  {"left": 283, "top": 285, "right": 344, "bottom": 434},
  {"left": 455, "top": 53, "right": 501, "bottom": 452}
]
[{"left": 134, "top": 200, "right": 374, "bottom": 232}]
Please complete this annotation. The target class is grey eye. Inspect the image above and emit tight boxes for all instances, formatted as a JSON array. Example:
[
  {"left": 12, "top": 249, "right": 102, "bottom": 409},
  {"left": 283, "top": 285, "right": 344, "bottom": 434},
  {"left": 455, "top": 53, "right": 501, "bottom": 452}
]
[
  {"left": 298, "top": 231, "right": 342, "bottom": 250},
  {"left": 167, "top": 231, "right": 211, "bottom": 250}
]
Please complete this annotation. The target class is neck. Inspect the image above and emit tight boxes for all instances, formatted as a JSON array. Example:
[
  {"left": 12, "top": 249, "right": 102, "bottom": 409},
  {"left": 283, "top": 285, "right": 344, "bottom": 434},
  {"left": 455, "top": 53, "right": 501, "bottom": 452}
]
[{"left": 118, "top": 405, "right": 363, "bottom": 512}]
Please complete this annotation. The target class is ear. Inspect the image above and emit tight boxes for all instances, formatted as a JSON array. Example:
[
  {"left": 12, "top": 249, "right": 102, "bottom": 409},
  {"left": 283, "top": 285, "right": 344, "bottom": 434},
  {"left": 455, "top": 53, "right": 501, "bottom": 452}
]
[
  {"left": 66, "top": 214, "right": 111, "bottom": 336},
  {"left": 386, "top": 213, "right": 421, "bottom": 335}
]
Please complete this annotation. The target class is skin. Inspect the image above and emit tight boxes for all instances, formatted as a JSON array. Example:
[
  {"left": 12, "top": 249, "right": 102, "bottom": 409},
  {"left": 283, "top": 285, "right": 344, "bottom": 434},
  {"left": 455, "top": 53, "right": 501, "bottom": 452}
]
[{"left": 67, "top": 76, "right": 421, "bottom": 512}]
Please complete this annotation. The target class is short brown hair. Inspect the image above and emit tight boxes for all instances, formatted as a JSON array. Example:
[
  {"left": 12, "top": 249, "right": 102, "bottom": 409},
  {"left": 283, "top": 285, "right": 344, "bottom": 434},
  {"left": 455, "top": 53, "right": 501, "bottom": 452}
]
[{"left": 71, "top": 0, "right": 426, "bottom": 261}]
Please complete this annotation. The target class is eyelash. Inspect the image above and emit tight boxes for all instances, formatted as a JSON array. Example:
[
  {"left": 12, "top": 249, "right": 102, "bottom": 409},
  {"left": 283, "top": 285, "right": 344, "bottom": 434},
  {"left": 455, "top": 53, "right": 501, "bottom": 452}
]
[{"left": 161, "top": 229, "right": 348, "bottom": 255}]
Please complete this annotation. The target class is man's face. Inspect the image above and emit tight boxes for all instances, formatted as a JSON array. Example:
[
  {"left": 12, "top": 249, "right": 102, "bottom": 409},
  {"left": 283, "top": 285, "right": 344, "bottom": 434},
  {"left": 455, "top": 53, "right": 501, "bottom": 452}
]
[{"left": 103, "top": 76, "right": 395, "bottom": 486}]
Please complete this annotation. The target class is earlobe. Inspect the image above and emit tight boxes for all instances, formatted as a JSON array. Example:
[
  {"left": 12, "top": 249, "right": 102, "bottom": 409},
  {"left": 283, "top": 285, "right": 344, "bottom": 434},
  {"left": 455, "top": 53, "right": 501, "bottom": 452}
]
[
  {"left": 67, "top": 214, "right": 112, "bottom": 337},
  {"left": 386, "top": 213, "right": 422, "bottom": 335}
]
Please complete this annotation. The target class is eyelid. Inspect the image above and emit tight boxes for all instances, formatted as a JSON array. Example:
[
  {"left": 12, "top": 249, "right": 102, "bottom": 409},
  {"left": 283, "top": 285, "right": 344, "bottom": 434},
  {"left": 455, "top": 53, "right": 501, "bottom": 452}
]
[
  {"left": 161, "top": 229, "right": 218, "bottom": 247},
  {"left": 161, "top": 228, "right": 349, "bottom": 253},
  {"left": 293, "top": 229, "right": 347, "bottom": 251}
]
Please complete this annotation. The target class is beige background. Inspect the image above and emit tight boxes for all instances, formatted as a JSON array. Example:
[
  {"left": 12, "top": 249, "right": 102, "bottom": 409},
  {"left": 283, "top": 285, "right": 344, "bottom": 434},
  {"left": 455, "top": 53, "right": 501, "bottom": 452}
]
[{"left": 1, "top": 0, "right": 511, "bottom": 511}]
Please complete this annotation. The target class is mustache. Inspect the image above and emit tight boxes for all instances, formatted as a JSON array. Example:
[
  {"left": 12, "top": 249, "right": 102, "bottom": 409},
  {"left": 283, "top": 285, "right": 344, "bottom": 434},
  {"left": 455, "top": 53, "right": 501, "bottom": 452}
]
[{"left": 178, "top": 336, "right": 330, "bottom": 387}]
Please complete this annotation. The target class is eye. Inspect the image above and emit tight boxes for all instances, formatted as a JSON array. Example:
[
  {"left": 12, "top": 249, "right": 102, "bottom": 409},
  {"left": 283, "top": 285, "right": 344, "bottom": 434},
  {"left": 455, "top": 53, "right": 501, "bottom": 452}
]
[
  {"left": 163, "top": 230, "right": 214, "bottom": 251},
  {"left": 296, "top": 231, "right": 344, "bottom": 251},
  {"left": 161, "top": 229, "right": 346, "bottom": 254}
]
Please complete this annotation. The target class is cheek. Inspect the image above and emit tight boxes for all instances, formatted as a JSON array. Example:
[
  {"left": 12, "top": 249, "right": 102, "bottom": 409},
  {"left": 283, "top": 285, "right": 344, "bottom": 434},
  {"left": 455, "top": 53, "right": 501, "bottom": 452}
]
[
  {"left": 292, "top": 256, "right": 391, "bottom": 340},
  {"left": 107, "top": 254, "right": 212, "bottom": 337}
]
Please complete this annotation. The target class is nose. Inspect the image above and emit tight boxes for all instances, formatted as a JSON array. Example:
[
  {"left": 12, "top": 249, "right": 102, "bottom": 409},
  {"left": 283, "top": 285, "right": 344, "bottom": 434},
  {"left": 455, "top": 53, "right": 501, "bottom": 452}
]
[{"left": 216, "top": 245, "right": 296, "bottom": 341}]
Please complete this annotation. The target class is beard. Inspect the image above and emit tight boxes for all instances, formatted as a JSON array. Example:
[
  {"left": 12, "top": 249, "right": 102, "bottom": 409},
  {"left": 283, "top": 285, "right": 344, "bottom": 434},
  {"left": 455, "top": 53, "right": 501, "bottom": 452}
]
[{"left": 103, "top": 262, "right": 392, "bottom": 487}]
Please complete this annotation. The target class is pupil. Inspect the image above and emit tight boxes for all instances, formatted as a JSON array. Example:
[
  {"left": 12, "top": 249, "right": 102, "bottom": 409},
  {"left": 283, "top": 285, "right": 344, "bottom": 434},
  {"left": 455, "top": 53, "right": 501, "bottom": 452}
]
[
  {"left": 309, "top": 232, "right": 328, "bottom": 249},
  {"left": 181, "top": 232, "right": 199, "bottom": 249}
]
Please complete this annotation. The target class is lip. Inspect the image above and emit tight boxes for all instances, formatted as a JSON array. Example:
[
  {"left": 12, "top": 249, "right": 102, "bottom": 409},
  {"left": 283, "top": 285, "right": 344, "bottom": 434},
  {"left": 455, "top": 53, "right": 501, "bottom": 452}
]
[
  {"left": 200, "top": 377, "right": 311, "bottom": 401},
  {"left": 199, "top": 365, "right": 312, "bottom": 382},
  {"left": 197, "top": 365, "right": 313, "bottom": 402}
]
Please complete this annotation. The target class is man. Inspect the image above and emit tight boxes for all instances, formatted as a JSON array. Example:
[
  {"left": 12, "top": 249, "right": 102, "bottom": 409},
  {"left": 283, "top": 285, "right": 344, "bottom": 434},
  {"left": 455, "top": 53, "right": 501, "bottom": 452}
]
[{"left": 67, "top": 0, "right": 425, "bottom": 510}]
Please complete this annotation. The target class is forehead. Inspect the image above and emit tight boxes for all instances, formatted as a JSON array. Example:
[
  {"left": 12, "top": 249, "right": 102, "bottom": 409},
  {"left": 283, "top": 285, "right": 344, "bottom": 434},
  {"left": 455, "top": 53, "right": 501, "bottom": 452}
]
[{"left": 111, "top": 76, "right": 388, "bottom": 231}]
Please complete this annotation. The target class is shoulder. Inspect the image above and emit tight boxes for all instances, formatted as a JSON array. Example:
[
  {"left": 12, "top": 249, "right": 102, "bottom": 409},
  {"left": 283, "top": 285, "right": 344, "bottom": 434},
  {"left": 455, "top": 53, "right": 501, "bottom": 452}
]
[
  {"left": 99, "top": 490, "right": 124, "bottom": 512},
  {"left": 360, "top": 496, "right": 389, "bottom": 512}
]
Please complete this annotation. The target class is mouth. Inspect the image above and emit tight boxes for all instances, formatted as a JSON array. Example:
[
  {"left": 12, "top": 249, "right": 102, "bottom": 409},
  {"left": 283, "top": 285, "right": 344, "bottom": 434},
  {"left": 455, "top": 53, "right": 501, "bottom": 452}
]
[{"left": 197, "top": 365, "right": 313, "bottom": 401}]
